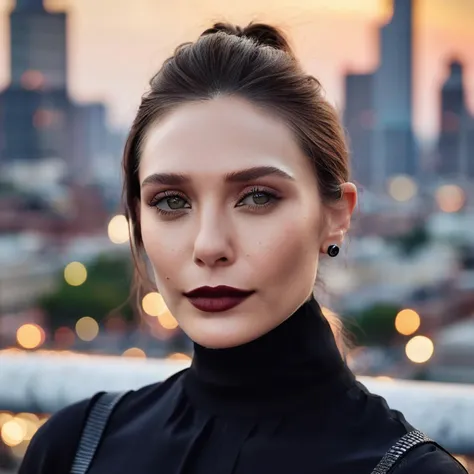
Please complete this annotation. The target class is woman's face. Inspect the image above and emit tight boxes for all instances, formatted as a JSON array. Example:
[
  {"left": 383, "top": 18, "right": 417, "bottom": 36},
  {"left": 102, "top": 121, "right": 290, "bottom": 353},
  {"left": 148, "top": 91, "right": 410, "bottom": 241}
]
[{"left": 139, "top": 96, "right": 355, "bottom": 349}]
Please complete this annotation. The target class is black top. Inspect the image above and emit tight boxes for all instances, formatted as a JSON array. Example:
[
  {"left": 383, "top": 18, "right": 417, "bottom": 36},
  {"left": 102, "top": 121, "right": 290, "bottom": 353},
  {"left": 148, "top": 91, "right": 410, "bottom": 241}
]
[{"left": 20, "top": 298, "right": 466, "bottom": 473}]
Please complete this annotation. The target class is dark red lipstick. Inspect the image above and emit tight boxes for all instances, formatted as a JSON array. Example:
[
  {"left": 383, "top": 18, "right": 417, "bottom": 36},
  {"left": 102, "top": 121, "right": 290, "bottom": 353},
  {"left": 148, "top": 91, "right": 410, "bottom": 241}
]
[{"left": 183, "top": 286, "right": 254, "bottom": 313}]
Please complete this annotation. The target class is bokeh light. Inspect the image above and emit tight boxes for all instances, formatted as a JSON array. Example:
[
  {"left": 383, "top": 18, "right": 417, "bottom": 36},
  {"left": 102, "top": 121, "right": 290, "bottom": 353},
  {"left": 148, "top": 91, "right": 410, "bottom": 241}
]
[
  {"left": 16, "top": 324, "right": 45, "bottom": 350},
  {"left": 54, "top": 326, "right": 76, "bottom": 347},
  {"left": 435, "top": 184, "right": 466, "bottom": 213},
  {"left": 167, "top": 352, "right": 191, "bottom": 361},
  {"left": 395, "top": 309, "right": 421, "bottom": 336},
  {"left": 158, "top": 311, "right": 179, "bottom": 330},
  {"left": 122, "top": 347, "right": 146, "bottom": 358},
  {"left": 375, "top": 376, "right": 394, "bottom": 382},
  {"left": 64, "top": 261, "right": 87, "bottom": 286},
  {"left": 75, "top": 317, "right": 99, "bottom": 342},
  {"left": 387, "top": 175, "right": 418, "bottom": 202},
  {"left": 33, "top": 109, "right": 55, "bottom": 128},
  {"left": 20, "top": 70, "right": 44, "bottom": 90},
  {"left": 10, "top": 440, "right": 30, "bottom": 458},
  {"left": 0, "top": 413, "right": 41, "bottom": 451},
  {"left": 107, "top": 214, "right": 130, "bottom": 244},
  {"left": 405, "top": 335, "right": 434, "bottom": 364},
  {"left": 142, "top": 292, "right": 168, "bottom": 317},
  {"left": 0, "top": 412, "right": 13, "bottom": 426},
  {"left": 105, "top": 315, "right": 127, "bottom": 333},
  {"left": 1, "top": 419, "right": 26, "bottom": 447},
  {"left": 15, "top": 413, "right": 39, "bottom": 441}
]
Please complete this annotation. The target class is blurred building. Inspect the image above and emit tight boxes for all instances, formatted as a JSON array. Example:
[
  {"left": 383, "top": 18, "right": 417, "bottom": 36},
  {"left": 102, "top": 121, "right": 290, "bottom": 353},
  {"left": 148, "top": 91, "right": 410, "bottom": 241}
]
[
  {"left": 344, "top": 73, "right": 375, "bottom": 187},
  {"left": 0, "top": 182, "right": 109, "bottom": 237},
  {"left": 436, "top": 60, "right": 474, "bottom": 180},
  {"left": 71, "top": 103, "right": 108, "bottom": 181},
  {"left": 343, "top": 0, "right": 418, "bottom": 189},
  {"left": 373, "top": 0, "right": 417, "bottom": 183},
  {"left": 10, "top": 0, "right": 67, "bottom": 89},
  {"left": 0, "top": 0, "right": 110, "bottom": 182},
  {"left": 426, "top": 316, "right": 474, "bottom": 384},
  {"left": 1, "top": 88, "right": 72, "bottom": 163},
  {"left": 470, "top": 125, "right": 474, "bottom": 178}
]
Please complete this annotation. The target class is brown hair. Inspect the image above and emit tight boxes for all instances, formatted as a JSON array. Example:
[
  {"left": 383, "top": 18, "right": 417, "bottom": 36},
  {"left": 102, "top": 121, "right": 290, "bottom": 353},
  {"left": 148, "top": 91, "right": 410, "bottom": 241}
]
[{"left": 122, "top": 22, "right": 351, "bottom": 343}]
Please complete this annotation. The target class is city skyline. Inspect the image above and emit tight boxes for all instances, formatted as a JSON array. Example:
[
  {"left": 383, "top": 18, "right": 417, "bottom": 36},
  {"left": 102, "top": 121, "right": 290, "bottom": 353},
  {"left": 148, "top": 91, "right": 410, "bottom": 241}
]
[{"left": 0, "top": 0, "right": 473, "bottom": 140}]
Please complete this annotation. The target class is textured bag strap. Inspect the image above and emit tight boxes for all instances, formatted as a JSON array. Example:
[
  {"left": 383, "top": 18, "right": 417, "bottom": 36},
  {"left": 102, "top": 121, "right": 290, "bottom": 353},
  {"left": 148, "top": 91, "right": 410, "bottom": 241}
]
[
  {"left": 370, "top": 430, "right": 434, "bottom": 474},
  {"left": 70, "top": 391, "right": 130, "bottom": 474}
]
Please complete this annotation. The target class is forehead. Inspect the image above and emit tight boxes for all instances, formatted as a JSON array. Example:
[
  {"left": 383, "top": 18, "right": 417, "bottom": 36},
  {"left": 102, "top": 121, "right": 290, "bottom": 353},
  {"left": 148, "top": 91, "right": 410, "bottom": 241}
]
[{"left": 139, "top": 96, "right": 313, "bottom": 180}]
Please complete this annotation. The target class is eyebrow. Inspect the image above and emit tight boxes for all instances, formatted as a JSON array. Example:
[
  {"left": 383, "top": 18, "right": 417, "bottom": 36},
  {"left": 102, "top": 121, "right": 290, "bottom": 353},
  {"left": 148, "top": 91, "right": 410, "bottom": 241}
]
[{"left": 141, "top": 166, "right": 294, "bottom": 188}]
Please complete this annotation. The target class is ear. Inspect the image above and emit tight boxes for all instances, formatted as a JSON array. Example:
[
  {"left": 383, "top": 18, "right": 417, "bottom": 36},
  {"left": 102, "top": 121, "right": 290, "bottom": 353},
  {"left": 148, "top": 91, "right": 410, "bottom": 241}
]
[{"left": 320, "top": 182, "right": 357, "bottom": 253}]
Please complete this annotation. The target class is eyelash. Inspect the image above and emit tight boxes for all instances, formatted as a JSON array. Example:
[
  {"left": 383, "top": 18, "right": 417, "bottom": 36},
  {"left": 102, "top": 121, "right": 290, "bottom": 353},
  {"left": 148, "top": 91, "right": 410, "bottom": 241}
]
[
  {"left": 148, "top": 190, "right": 189, "bottom": 217},
  {"left": 148, "top": 187, "right": 280, "bottom": 217},
  {"left": 237, "top": 187, "right": 280, "bottom": 212}
]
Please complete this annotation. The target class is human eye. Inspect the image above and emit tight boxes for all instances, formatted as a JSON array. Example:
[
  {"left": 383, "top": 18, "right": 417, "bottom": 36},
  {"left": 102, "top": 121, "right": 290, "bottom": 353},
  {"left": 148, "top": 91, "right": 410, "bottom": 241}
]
[
  {"left": 236, "top": 187, "right": 280, "bottom": 212},
  {"left": 149, "top": 191, "right": 191, "bottom": 217}
]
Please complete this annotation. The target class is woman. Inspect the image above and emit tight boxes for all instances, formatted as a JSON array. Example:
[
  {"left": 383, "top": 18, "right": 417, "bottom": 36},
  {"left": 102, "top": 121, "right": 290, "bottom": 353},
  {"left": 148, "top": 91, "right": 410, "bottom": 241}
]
[{"left": 20, "top": 23, "right": 466, "bottom": 474}]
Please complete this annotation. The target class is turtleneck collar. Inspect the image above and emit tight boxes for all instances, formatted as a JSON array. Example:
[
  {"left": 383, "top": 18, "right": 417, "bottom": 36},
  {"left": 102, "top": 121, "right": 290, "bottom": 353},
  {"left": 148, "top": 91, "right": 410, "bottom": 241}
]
[{"left": 184, "top": 297, "right": 356, "bottom": 416}]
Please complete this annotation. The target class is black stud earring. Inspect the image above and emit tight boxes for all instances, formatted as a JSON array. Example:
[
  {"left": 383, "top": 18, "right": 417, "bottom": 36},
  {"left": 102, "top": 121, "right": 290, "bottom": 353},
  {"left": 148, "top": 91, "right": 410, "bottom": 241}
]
[{"left": 327, "top": 244, "right": 340, "bottom": 258}]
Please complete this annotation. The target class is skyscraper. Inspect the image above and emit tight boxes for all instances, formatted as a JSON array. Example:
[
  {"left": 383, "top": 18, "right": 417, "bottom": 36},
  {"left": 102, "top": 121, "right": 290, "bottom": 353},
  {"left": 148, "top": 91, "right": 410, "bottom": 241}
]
[
  {"left": 373, "top": 0, "right": 417, "bottom": 184},
  {"left": 0, "top": 0, "right": 109, "bottom": 181},
  {"left": 1, "top": 88, "right": 72, "bottom": 162},
  {"left": 14, "top": 0, "right": 45, "bottom": 10},
  {"left": 10, "top": 0, "right": 67, "bottom": 90},
  {"left": 469, "top": 123, "right": 474, "bottom": 179},
  {"left": 1, "top": 0, "right": 70, "bottom": 162},
  {"left": 437, "top": 60, "right": 471, "bottom": 179},
  {"left": 343, "top": 73, "right": 375, "bottom": 187}
]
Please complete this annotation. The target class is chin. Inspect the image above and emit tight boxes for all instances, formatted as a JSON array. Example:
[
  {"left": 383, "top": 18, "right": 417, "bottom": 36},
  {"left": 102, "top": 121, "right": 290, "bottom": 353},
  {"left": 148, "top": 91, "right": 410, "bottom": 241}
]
[
  {"left": 185, "top": 322, "right": 264, "bottom": 349},
  {"left": 175, "top": 297, "right": 269, "bottom": 349},
  {"left": 191, "top": 332, "right": 253, "bottom": 350}
]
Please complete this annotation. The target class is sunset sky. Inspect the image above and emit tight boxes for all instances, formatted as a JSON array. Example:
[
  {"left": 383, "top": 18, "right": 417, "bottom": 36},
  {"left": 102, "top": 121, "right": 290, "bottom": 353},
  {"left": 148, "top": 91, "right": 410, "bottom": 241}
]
[{"left": 0, "top": 0, "right": 473, "bottom": 140}]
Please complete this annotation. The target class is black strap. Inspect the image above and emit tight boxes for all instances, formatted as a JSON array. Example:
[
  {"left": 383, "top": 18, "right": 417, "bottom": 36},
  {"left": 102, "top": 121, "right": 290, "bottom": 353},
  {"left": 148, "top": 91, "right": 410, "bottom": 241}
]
[
  {"left": 68, "top": 402, "right": 464, "bottom": 474},
  {"left": 70, "top": 391, "right": 131, "bottom": 474},
  {"left": 370, "top": 429, "right": 453, "bottom": 474}
]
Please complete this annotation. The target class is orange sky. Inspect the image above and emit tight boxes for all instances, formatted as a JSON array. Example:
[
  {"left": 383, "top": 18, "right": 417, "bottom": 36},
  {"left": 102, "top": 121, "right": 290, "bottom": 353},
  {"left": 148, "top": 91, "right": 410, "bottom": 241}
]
[{"left": 0, "top": 0, "right": 473, "bottom": 140}]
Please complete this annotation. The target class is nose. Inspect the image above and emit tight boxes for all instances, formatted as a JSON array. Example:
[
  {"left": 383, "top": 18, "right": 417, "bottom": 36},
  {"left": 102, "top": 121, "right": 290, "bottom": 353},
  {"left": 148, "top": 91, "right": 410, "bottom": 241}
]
[{"left": 193, "top": 212, "right": 235, "bottom": 268}]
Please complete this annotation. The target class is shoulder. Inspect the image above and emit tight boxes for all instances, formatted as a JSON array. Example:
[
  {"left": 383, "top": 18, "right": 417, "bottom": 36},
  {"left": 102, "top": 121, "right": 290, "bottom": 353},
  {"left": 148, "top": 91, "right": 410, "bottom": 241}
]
[
  {"left": 19, "top": 394, "right": 95, "bottom": 474},
  {"left": 348, "top": 383, "right": 467, "bottom": 473},
  {"left": 393, "top": 443, "right": 468, "bottom": 473},
  {"left": 19, "top": 371, "right": 186, "bottom": 474}
]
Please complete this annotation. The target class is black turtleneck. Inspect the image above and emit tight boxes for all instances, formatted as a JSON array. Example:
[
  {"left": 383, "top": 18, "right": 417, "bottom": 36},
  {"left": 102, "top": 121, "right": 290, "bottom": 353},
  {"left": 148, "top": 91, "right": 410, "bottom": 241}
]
[
  {"left": 20, "top": 298, "right": 467, "bottom": 474},
  {"left": 186, "top": 297, "right": 355, "bottom": 416}
]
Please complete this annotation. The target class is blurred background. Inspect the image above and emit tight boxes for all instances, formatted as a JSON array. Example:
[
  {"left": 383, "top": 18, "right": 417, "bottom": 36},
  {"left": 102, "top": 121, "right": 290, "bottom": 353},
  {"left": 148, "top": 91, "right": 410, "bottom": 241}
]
[{"left": 0, "top": 0, "right": 473, "bottom": 471}]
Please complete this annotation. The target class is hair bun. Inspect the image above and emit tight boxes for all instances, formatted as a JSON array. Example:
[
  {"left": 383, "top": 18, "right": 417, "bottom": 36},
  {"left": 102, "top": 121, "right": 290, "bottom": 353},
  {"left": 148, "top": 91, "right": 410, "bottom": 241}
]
[
  {"left": 201, "top": 22, "right": 293, "bottom": 56},
  {"left": 242, "top": 23, "right": 293, "bottom": 55}
]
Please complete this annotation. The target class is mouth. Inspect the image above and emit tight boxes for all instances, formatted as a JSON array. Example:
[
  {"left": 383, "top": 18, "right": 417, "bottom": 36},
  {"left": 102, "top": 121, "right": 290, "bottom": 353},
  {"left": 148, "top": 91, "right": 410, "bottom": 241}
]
[{"left": 183, "top": 286, "right": 255, "bottom": 313}]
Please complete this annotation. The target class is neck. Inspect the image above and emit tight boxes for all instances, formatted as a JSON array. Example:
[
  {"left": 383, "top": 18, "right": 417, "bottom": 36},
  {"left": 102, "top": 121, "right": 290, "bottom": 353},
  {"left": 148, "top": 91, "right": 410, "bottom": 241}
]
[{"left": 184, "top": 297, "right": 355, "bottom": 415}]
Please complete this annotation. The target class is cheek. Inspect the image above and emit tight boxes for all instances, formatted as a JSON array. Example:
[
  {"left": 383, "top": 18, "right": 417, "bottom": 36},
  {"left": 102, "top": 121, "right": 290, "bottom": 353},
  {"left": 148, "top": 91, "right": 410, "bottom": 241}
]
[
  {"left": 243, "top": 213, "right": 320, "bottom": 282},
  {"left": 140, "top": 209, "right": 183, "bottom": 282}
]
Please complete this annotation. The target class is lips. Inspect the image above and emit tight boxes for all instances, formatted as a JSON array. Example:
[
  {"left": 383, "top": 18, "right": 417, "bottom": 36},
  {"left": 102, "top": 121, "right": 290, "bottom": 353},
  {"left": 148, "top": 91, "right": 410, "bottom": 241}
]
[{"left": 183, "top": 286, "right": 254, "bottom": 313}]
